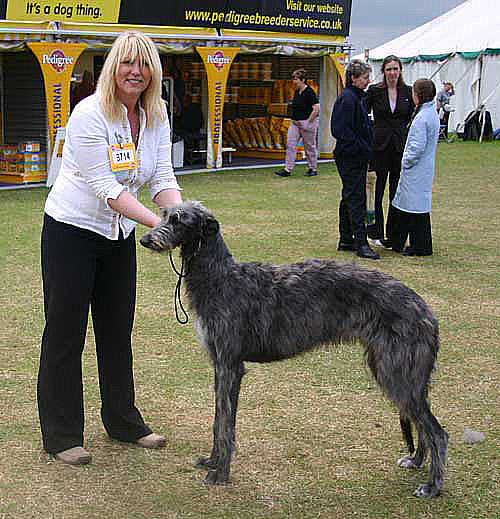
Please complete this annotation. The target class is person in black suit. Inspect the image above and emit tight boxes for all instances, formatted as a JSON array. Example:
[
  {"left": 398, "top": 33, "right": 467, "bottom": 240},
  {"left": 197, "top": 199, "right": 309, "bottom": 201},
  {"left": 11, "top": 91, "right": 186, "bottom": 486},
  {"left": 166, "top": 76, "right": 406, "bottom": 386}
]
[{"left": 365, "top": 55, "right": 415, "bottom": 248}]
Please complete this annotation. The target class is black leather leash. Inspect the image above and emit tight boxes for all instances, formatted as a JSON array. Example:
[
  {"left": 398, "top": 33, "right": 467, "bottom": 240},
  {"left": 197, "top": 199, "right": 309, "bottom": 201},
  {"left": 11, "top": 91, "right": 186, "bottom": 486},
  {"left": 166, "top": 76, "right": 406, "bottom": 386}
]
[{"left": 169, "top": 251, "right": 189, "bottom": 324}]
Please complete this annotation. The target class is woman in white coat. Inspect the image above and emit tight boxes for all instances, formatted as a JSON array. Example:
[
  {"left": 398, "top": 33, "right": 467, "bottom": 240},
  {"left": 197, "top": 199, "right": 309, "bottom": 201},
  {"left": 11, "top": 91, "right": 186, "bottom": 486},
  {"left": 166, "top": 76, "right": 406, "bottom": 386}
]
[{"left": 391, "top": 79, "right": 439, "bottom": 256}]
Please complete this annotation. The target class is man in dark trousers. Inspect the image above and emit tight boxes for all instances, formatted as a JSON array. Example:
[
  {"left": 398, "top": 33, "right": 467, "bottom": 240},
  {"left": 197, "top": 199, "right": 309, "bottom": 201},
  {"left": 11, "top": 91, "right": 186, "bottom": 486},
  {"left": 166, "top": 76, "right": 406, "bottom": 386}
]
[{"left": 331, "top": 59, "right": 379, "bottom": 260}]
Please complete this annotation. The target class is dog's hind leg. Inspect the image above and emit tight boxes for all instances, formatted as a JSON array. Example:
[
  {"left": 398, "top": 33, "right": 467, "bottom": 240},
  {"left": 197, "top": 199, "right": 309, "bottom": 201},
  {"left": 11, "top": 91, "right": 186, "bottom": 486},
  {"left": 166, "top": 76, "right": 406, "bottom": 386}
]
[
  {"left": 400, "top": 414, "right": 415, "bottom": 454},
  {"left": 412, "top": 402, "right": 448, "bottom": 497},
  {"left": 398, "top": 420, "right": 427, "bottom": 469},
  {"left": 203, "top": 361, "right": 245, "bottom": 485}
]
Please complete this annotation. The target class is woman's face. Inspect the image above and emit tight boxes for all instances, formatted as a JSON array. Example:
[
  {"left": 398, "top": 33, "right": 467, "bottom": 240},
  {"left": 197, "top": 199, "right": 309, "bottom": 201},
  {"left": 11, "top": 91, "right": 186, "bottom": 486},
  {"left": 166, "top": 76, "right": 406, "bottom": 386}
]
[
  {"left": 115, "top": 56, "right": 152, "bottom": 100},
  {"left": 292, "top": 75, "right": 305, "bottom": 89},
  {"left": 383, "top": 60, "right": 401, "bottom": 85},
  {"left": 352, "top": 72, "right": 370, "bottom": 90}
]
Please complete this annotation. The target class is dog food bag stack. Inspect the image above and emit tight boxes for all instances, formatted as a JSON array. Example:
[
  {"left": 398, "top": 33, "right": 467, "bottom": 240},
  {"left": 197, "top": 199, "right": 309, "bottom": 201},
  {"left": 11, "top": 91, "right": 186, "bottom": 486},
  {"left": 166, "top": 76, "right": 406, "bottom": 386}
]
[{"left": 0, "top": 141, "right": 47, "bottom": 184}]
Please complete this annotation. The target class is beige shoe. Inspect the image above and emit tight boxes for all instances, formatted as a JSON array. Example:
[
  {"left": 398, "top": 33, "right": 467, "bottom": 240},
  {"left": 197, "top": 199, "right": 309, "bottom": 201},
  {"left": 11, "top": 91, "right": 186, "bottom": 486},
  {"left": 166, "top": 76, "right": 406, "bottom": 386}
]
[
  {"left": 136, "top": 433, "right": 166, "bottom": 449},
  {"left": 54, "top": 446, "right": 92, "bottom": 465}
]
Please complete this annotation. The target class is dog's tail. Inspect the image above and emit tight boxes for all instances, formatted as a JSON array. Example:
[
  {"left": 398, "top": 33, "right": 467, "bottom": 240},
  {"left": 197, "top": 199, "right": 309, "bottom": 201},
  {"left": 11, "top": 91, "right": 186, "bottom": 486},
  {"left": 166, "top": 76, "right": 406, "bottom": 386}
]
[{"left": 400, "top": 413, "right": 415, "bottom": 454}]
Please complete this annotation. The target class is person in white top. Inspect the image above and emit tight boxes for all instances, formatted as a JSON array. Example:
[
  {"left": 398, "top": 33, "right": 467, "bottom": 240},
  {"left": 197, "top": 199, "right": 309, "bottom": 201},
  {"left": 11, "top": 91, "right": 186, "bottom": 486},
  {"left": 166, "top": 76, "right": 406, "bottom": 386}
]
[{"left": 38, "top": 31, "right": 182, "bottom": 465}]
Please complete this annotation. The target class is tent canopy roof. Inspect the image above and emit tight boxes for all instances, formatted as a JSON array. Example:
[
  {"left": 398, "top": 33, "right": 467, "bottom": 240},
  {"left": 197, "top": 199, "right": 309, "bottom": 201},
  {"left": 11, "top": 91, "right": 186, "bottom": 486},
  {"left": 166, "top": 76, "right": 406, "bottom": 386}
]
[{"left": 363, "top": 0, "right": 500, "bottom": 61}]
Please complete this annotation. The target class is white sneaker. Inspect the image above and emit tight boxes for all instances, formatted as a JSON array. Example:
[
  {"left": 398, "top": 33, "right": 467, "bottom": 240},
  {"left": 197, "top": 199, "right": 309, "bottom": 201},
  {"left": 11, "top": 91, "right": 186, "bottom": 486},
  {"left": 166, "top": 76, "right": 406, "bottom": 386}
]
[{"left": 369, "top": 239, "right": 383, "bottom": 247}]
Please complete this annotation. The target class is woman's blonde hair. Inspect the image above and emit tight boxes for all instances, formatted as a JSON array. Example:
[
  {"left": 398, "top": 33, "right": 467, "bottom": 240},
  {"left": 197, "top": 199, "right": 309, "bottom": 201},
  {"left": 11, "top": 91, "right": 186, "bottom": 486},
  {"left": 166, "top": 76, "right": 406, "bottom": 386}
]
[{"left": 96, "top": 31, "right": 166, "bottom": 128}]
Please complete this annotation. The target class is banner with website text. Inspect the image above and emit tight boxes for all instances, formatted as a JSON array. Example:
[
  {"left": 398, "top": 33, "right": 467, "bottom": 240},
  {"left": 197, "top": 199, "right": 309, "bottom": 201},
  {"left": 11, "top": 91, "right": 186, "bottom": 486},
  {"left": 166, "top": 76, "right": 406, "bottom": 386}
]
[{"left": 0, "top": 0, "right": 351, "bottom": 36}]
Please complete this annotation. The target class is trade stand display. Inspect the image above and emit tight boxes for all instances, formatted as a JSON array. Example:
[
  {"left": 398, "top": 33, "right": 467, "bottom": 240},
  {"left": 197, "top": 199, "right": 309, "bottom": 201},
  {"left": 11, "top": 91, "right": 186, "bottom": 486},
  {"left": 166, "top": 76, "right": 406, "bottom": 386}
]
[
  {"left": 0, "top": 0, "right": 352, "bottom": 184},
  {"left": 0, "top": 20, "right": 54, "bottom": 185}
]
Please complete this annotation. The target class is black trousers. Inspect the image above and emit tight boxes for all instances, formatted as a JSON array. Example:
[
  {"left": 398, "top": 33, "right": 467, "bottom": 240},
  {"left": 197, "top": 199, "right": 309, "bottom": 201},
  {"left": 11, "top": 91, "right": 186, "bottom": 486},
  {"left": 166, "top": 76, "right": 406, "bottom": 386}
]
[
  {"left": 38, "top": 214, "right": 151, "bottom": 454},
  {"left": 391, "top": 206, "right": 433, "bottom": 255},
  {"left": 367, "top": 142, "right": 403, "bottom": 242},
  {"left": 335, "top": 156, "right": 369, "bottom": 246}
]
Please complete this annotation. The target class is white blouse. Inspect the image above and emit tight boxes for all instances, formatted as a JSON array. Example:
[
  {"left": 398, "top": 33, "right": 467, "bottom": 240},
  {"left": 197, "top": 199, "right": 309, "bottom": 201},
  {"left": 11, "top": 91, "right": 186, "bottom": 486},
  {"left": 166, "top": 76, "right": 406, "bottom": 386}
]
[{"left": 45, "top": 92, "right": 181, "bottom": 240}]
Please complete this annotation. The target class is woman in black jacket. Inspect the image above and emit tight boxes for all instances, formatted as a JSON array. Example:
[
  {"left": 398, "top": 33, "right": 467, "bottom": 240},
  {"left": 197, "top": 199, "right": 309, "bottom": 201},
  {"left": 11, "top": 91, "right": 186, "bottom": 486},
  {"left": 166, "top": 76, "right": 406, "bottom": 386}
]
[
  {"left": 365, "top": 55, "right": 414, "bottom": 248},
  {"left": 331, "top": 59, "right": 379, "bottom": 260}
]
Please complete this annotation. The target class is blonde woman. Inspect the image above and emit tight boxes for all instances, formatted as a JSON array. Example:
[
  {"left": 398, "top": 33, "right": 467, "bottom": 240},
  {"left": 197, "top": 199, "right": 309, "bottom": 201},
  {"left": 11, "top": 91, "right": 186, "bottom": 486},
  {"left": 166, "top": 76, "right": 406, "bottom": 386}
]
[{"left": 38, "top": 32, "right": 182, "bottom": 465}]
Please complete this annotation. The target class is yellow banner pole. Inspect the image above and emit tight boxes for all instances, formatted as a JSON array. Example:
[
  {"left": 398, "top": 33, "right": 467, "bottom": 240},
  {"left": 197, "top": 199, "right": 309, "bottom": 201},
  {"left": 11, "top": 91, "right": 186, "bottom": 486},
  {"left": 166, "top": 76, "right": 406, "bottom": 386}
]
[
  {"left": 329, "top": 53, "right": 347, "bottom": 86},
  {"left": 27, "top": 43, "right": 87, "bottom": 157},
  {"left": 196, "top": 47, "right": 239, "bottom": 168}
]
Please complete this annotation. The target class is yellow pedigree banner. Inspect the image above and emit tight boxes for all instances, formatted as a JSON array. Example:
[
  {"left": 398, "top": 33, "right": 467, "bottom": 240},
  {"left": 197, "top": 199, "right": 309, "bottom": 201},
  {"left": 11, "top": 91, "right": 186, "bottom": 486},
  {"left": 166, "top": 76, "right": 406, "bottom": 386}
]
[
  {"left": 196, "top": 47, "right": 239, "bottom": 168},
  {"left": 8, "top": 0, "right": 120, "bottom": 23},
  {"left": 28, "top": 43, "right": 86, "bottom": 151},
  {"left": 329, "top": 52, "right": 347, "bottom": 85}
]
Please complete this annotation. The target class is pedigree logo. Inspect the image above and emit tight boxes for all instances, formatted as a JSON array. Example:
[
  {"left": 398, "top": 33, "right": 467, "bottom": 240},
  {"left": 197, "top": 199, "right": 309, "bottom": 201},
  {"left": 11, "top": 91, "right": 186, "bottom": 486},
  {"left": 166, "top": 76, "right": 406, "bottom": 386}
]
[
  {"left": 42, "top": 50, "right": 74, "bottom": 73},
  {"left": 207, "top": 51, "right": 230, "bottom": 71}
]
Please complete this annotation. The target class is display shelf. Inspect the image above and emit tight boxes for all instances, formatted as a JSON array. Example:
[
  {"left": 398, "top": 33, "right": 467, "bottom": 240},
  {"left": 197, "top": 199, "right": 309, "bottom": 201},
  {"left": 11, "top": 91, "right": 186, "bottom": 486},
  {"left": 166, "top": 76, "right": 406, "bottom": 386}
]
[{"left": 0, "top": 172, "right": 47, "bottom": 184}]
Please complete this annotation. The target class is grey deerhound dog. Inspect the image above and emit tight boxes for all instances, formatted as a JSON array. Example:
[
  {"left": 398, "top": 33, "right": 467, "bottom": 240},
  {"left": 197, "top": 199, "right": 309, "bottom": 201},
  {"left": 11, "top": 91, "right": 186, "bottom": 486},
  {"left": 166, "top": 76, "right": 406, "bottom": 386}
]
[{"left": 140, "top": 201, "right": 448, "bottom": 498}]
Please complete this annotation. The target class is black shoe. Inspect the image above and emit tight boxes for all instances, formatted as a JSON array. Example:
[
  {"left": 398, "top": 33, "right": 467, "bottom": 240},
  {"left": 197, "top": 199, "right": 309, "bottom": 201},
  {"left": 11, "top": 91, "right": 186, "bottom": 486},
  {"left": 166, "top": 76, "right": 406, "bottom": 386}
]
[
  {"left": 274, "top": 169, "right": 291, "bottom": 177},
  {"left": 357, "top": 244, "right": 380, "bottom": 259},
  {"left": 337, "top": 241, "right": 357, "bottom": 252},
  {"left": 304, "top": 169, "right": 318, "bottom": 177},
  {"left": 379, "top": 239, "right": 393, "bottom": 249}
]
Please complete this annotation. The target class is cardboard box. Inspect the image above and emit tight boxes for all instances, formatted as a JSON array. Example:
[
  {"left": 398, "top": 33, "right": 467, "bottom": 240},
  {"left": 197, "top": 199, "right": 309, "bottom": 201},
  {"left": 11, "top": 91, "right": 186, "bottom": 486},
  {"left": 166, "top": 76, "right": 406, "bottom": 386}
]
[
  {"left": 2, "top": 145, "right": 18, "bottom": 159},
  {"left": 18, "top": 141, "right": 41, "bottom": 153},
  {"left": 19, "top": 152, "right": 46, "bottom": 163},
  {"left": 16, "top": 162, "right": 46, "bottom": 174}
]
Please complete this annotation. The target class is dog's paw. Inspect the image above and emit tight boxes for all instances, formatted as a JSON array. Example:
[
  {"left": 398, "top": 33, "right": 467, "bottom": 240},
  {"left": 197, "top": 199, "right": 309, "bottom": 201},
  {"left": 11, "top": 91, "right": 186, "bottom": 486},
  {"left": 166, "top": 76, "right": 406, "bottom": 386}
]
[
  {"left": 397, "top": 455, "right": 424, "bottom": 469},
  {"left": 414, "top": 483, "right": 440, "bottom": 498},
  {"left": 204, "top": 469, "right": 229, "bottom": 486},
  {"left": 194, "top": 456, "right": 216, "bottom": 470}
]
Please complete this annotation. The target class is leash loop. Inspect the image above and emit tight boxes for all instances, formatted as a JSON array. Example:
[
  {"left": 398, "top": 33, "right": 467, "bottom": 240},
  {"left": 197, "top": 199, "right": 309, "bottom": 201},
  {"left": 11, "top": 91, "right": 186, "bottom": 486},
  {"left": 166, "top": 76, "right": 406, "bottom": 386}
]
[{"left": 169, "top": 251, "right": 189, "bottom": 324}]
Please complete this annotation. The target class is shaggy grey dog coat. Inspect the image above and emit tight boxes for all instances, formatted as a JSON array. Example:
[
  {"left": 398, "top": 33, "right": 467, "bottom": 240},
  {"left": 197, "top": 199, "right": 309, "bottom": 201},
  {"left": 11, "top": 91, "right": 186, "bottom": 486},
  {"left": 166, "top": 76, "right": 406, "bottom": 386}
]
[{"left": 140, "top": 201, "right": 448, "bottom": 497}]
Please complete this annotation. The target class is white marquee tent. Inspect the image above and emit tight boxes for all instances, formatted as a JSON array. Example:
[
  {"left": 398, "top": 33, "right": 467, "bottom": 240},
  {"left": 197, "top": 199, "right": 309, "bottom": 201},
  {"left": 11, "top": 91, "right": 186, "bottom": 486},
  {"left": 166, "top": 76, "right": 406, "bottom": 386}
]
[{"left": 355, "top": 0, "right": 500, "bottom": 135}]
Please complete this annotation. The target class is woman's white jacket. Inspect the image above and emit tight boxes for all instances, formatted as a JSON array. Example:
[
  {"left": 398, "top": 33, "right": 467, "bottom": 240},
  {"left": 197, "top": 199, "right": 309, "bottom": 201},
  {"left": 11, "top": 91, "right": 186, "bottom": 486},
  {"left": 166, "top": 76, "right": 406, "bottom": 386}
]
[
  {"left": 45, "top": 92, "right": 180, "bottom": 239},
  {"left": 392, "top": 101, "right": 440, "bottom": 213}
]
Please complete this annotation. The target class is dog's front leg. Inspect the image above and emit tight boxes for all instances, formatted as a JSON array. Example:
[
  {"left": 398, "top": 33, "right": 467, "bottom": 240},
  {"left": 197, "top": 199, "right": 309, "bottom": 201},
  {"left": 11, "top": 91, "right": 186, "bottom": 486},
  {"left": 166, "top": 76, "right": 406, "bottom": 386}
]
[
  {"left": 195, "top": 366, "right": 221, "bottom": 470},
  {"left": 204, "top": 361, "right": 242, "bottom": 485}
]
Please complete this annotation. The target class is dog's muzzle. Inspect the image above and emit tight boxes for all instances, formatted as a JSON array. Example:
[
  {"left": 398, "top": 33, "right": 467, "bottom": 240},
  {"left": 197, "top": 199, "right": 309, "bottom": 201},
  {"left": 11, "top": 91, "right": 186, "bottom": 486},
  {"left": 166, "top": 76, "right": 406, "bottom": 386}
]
[
  {"left": 139, "top": 234, "right": 159, "bottom": 250},
  {"left": 139, "top": 233, "right": 169, "bottom": 252},
  {"left": 140, "top": 226, "right": 177, "bottom": 252}
]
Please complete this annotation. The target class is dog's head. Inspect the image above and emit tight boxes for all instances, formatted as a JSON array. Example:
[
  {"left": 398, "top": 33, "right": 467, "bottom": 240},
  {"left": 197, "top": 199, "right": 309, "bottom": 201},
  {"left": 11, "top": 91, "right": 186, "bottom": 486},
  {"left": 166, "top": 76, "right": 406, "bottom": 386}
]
[{"left": 140, "top": 200, "right": 219, "bottom": 253}]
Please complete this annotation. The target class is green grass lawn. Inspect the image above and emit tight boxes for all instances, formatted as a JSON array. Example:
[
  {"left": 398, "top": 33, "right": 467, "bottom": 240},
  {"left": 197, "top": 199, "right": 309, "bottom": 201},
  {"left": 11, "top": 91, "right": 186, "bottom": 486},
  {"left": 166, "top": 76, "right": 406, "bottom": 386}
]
[{"left": 0, "top": 141, "right": 499, "bottom": 518}]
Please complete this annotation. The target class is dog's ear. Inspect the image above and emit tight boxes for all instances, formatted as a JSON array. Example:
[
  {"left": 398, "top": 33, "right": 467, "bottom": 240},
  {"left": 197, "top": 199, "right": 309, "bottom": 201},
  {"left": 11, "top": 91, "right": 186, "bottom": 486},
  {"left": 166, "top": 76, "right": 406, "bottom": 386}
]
[
  {"left": 160, "top": 207, "right": 170, "bottom": 220},
  {"left": 203, "top": 216, "right": 219, "bottom": 236}
]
